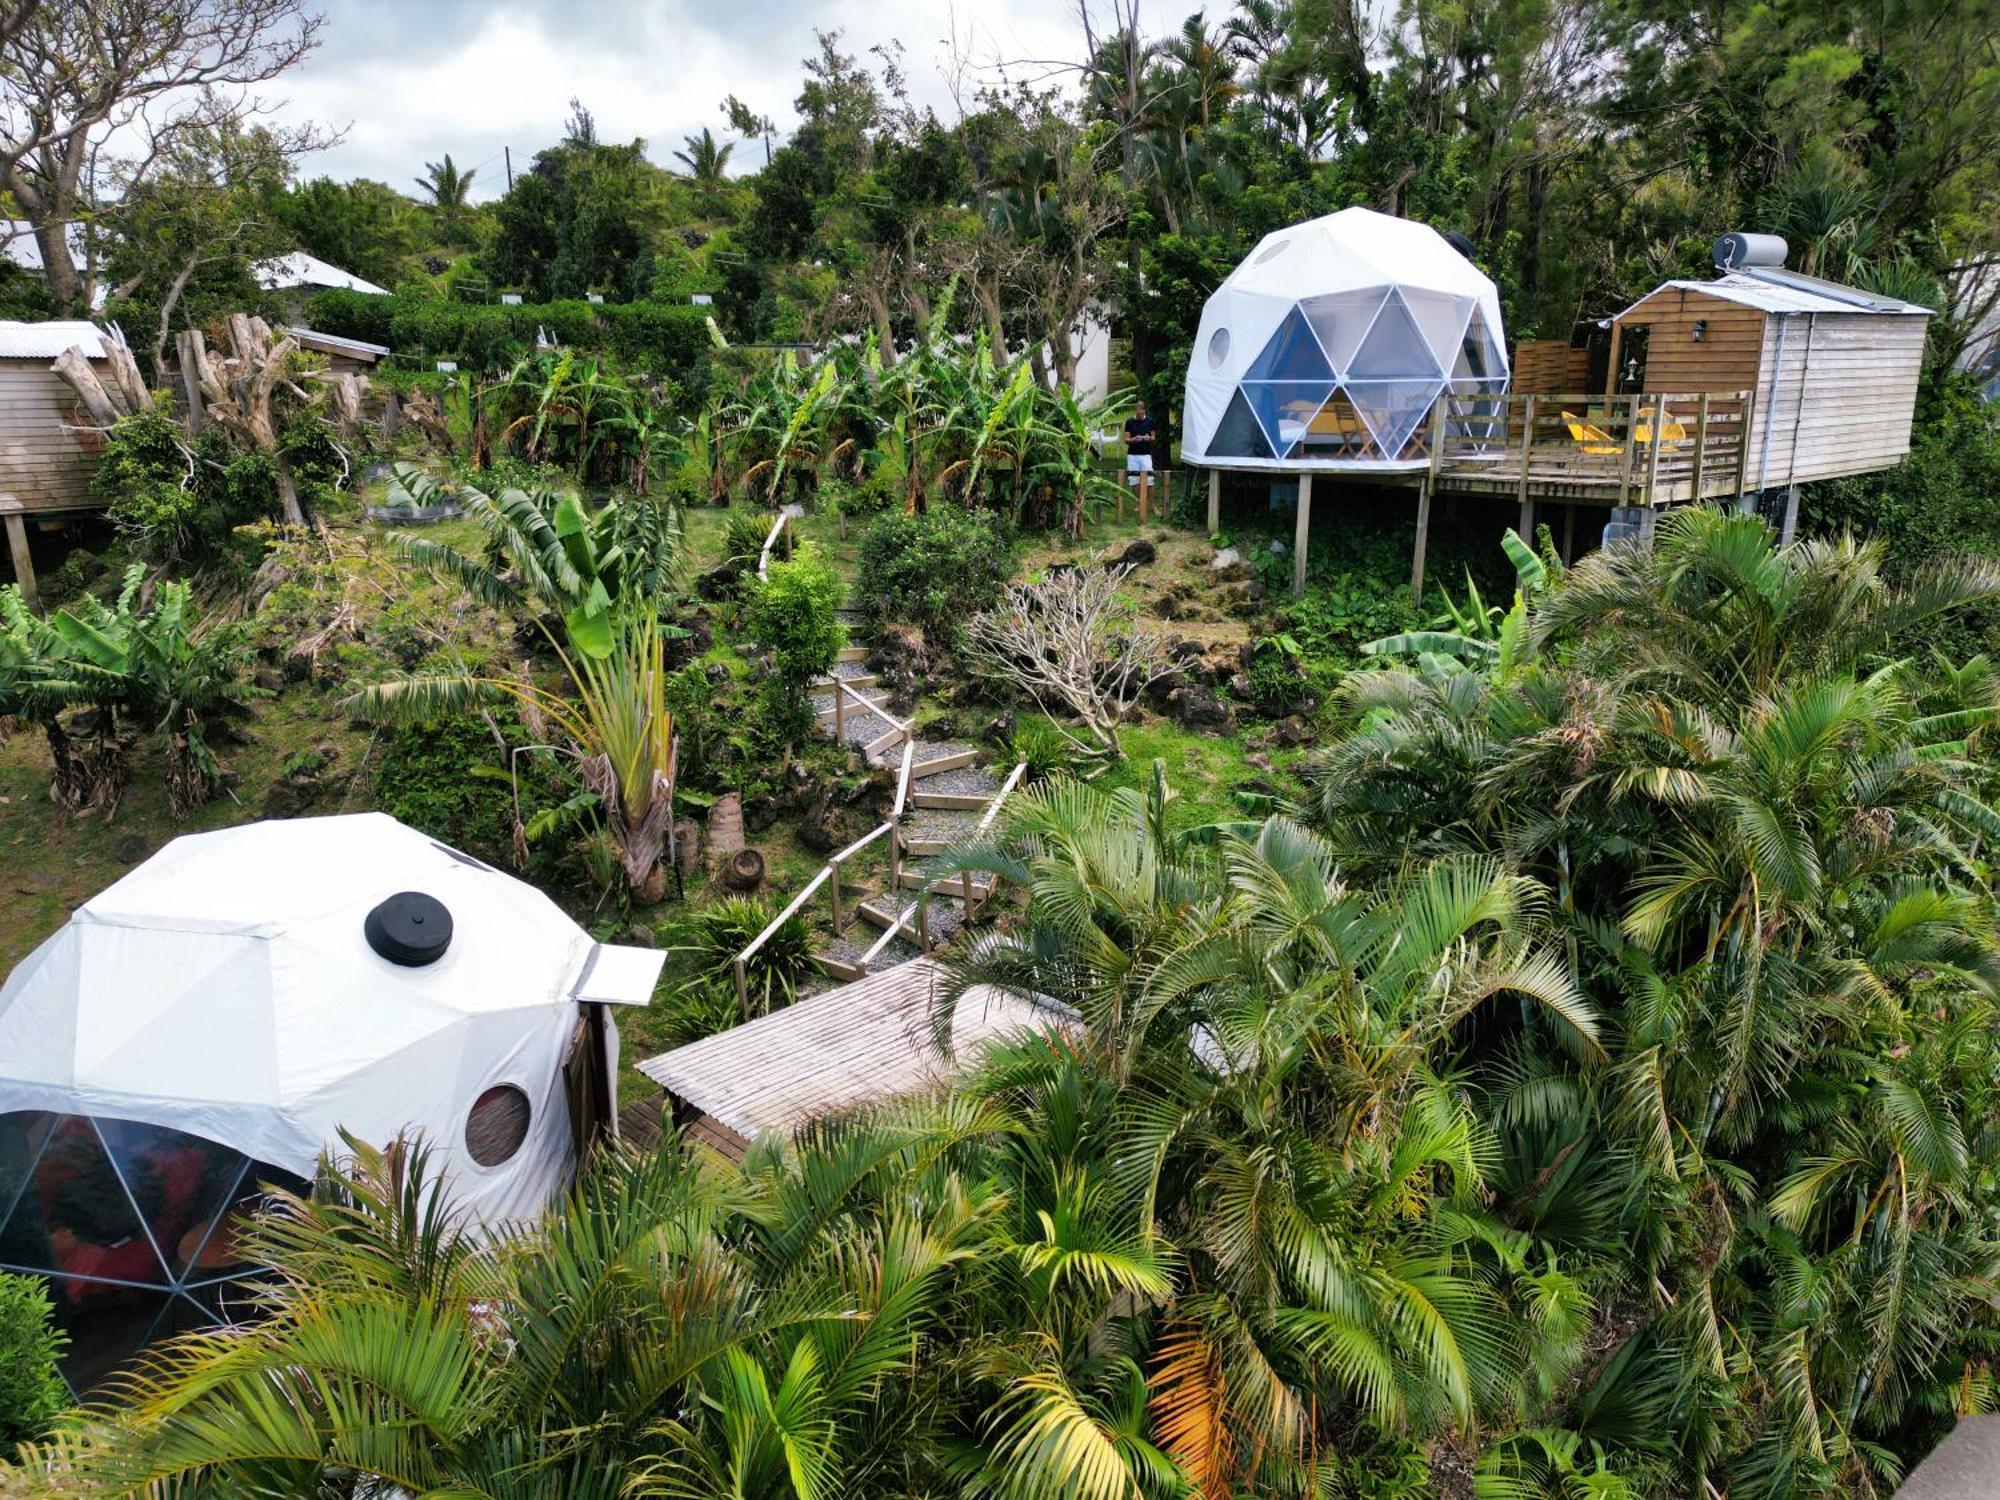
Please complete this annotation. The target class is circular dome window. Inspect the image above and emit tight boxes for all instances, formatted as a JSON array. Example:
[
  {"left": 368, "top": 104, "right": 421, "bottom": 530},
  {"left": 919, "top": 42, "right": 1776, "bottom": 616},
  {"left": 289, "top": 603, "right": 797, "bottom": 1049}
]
[
  {"left": 1254, "top": 237, "right": 1291, "bottom": 264},
  {"left": 465, "top": 1084, "right": 531, "bottom": 1167},
  {"left": 1207, "top": 327, "right": 1231, "bottom": 369}
]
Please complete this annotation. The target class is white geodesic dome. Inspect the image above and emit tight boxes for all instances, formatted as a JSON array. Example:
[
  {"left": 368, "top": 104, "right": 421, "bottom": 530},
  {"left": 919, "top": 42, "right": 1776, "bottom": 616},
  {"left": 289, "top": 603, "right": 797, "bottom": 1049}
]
[{"left": 1183, "top": 207, "right": 1509, "bottom": 468}]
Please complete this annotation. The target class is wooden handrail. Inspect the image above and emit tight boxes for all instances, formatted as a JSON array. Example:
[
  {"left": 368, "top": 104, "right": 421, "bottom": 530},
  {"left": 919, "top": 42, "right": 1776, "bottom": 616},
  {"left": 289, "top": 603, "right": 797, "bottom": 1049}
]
[
  {"left": 740, "top": 865, "right": 830, "bottom": 963},
  {"left": 890, "top": 740, "right": 915, "bottom": 818},
  {"left": 975, "top": 761, "right": 1029, "bottom": 834},
  {"left": 830, "top": 820, "right": 894, "bottom": 865},
  {"left": 839, "top": 676, "right": 908, "bottom": 734},
  {"left": 755, "top": 512, "right": 791, "bottom": 580}
]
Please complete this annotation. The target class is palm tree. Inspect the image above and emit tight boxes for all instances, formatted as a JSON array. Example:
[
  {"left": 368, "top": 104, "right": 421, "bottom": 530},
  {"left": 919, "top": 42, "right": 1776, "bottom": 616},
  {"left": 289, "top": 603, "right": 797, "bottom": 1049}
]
[
  {"left": 672, "top": 126, "right": 735, "bottom": 202},
  {"left": 415, "top": 152, "right": 478, "bottom": 241}
]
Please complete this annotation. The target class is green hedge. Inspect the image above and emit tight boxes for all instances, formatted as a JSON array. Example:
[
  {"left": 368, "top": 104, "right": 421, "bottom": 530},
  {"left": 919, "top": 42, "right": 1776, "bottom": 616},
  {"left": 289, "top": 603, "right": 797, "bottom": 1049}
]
[{"left": 304, "top": 290, "right": 714, "bottom": 378}]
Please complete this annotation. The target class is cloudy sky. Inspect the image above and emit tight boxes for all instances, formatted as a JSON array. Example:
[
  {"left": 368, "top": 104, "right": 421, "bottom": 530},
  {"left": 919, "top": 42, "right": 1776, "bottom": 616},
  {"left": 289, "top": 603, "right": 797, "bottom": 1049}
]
[{"left": 270, "top": 0, "right": 1096, "bottom": 198}]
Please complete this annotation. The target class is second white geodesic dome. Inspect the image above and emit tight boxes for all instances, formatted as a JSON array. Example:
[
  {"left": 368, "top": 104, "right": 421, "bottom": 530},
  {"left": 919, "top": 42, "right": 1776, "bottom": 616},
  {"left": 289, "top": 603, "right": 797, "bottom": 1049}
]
[{"left": 1182, "top": 207, "right": 1509, "bottom": 468}]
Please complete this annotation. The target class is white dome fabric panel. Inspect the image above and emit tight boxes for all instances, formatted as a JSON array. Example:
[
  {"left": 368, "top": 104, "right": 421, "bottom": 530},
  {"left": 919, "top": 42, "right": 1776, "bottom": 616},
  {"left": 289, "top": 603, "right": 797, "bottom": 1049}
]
[
  {"left": 1183, "top": 207, "right": 1509, "bottom": 469},
  {"left": 0, "top": 813, "right": 666, "bottom": 1229}
]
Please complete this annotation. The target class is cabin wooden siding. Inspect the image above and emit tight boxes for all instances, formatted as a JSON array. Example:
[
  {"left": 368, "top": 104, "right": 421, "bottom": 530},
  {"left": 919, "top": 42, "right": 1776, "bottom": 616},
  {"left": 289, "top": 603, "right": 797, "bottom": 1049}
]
[
  {"left": 1610, "top": 286, "right": 1926, "bottom": 490},
  {"left": 0, "top": 359, "right": 104, "bottom": 513},
  {"left": 1609, "top": 287, "right": 1765, "bottom": 401},
  {"left": 1758, "top": 312, "right": 1925, "bottom": 485}
]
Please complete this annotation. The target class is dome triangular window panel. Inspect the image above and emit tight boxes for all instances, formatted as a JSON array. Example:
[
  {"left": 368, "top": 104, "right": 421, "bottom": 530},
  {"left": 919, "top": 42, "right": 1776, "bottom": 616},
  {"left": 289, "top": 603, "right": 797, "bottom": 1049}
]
[
  {"left": 1289, "top": 391, "right": 1374, "bottom": 459},
  {"left": 56, "top": 1289, "right": 179, "bottom": 1393},
  {"left": 1207, "top": 387, "right": 1276, "bottom": 459},
  {"left": 1344, "top": 379, "right": 1444, "bottom": 460},
  {"left": 1346, "top": 289, "right": 1442, "bottom": 381},
  {"left": 0, "top": 1111, "right": 52, "bottom": 1232},
  {"left": 1453, "top": 308, "right": 1505, "bottom": 381},
  {"left": 0, "top": 1116, "right": 168, "bottom": 1283},
  {"left": 1297, "top": 288, "right": 1394, "bottom": 377},
  {"left": 1239, "top": 380, "right": 1338, "bottom": 458},
  {"left": 94, "top": 1118, "right": 249, "bottom": 1279},
  {"left": 1400, "top": 287, "right": 1475, "bottom": 371},
  {"left": 1243, "top": 307, "right": 1334, "bottom": 382}
]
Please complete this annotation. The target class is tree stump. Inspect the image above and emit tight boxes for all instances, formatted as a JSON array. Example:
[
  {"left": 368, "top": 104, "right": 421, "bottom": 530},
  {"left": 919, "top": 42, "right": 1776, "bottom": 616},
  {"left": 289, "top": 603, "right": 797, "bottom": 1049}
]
[{"left": 719, "top": 848, "right": 765, "bottom": 892}]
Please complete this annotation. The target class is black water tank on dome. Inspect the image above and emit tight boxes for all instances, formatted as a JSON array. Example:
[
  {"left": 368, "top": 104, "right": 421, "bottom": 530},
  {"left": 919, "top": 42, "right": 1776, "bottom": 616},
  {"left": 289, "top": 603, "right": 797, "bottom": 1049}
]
[{"left": 364, "top": 891, "right": 453, "bottom": 966}]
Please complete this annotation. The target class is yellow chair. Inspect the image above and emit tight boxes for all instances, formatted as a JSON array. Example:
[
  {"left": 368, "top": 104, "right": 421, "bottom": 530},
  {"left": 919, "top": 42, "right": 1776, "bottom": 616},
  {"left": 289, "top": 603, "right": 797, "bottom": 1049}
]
[
  {"left": 1561, "top": 411, "right": 1621, "bottom": 455},
  {"left": 1633, "top": 405, "right": 1686, "bottom": 445}
]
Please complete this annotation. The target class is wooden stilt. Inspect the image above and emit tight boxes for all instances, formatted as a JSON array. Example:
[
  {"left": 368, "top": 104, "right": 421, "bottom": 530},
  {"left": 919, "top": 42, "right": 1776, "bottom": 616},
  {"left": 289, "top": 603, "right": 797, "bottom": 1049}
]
[
  {"left": 1292, "top": 472, "right": 1312, "bottom": 598},
  {"left": 1518, "top": 497, "right": 1536, "bottom": 541},
  {"left": 1206, "top": 468, "right": 1220, "bottom": 534},
  {"left": 1412, "top": 476, "right": 1433, "bottom": 602},
  {"left": 1561, "top": 503, "right": 1576, "bottom": 562},
  {"left": 1, "top": 501, "right": 34, "bottom": 608},
  {"left": 1780, "top": 484, "right": 1801, "bottom": 547}
]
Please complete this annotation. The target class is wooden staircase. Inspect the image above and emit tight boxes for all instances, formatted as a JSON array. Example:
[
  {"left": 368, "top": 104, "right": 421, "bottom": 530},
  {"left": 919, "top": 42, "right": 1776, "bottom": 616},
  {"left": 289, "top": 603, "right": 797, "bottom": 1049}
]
[{"left": 726, "top": 631, "right": 1027, "bottom": 1014}]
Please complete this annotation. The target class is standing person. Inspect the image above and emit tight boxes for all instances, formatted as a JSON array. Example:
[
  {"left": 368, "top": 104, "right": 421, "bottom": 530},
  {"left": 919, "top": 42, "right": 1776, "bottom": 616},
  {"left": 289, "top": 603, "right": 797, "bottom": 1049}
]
[{"left": 1122, "top": 401, "right": 1159, "bottom": 520}]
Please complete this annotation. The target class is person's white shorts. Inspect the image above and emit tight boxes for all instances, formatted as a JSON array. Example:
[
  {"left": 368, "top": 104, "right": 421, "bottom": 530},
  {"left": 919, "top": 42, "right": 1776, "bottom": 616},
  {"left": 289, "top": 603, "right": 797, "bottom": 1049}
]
[{"left": 1126, "top": 454, "right": 1155, "bottom": 474}]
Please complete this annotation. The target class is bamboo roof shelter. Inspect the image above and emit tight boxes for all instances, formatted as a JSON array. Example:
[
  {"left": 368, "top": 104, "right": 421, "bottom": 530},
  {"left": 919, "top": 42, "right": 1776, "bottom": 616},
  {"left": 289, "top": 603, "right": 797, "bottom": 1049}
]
[{"left": 637, "top": 959, "right": 1067, "bottom": 1158}]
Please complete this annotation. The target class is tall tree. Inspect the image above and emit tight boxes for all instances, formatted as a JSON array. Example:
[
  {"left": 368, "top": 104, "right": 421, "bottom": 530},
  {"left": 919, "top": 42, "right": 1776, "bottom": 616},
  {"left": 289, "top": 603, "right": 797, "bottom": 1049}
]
[{"left": 0, "top": 0, "right": 324, "bottom": 314}]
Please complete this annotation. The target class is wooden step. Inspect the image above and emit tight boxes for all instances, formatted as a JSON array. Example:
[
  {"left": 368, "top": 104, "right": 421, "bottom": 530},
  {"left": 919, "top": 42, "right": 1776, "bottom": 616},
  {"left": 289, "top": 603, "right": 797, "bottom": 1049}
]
[
  {"left": 910, "top": 749, "right": 979, "bottom": 779},
  {"left": 812, "top": 673, "right": 878, "bottom": 693},
  {"left": 811, "top": 952, "right": 869, "bottom": 983},
  {"left": 817, "top": 691, "right": 890, "bottom": 718},
  {"left": 856, "top": 895, "right": 912, "bottom": 933},
  {"left": 910, "top": 789, "right": 989, "bottom": 811},
  {"left": 902, "top": 836, "right": 951, "bottom": 858},
  {"left": 898, "top": 869, "right": 994, "bottom": 897},
  {"left": 865, "top": 724, "right": 908, "bottom": 758},
  {"left": 836, "top": 645, "right": 870, "bottom": 663}
]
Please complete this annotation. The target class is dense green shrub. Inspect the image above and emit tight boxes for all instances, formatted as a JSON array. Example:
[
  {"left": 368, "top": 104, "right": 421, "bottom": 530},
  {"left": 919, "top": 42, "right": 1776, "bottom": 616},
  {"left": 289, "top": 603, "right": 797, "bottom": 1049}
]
[
  {"left": 304, "top": 290, "right": 713, "bottom": 380},
  {"left": 93, "top": 404, "right": 205, "bottom": 560},
  {"left": 853, "top": 507, "right": 1015, "bottom": 644},
  {"left": 371, "top": 712, "right": 521, "bottom": 867},
  {"left": 658, "top": 894, "right": 814, "bottom": 1031},
  {"left": 748, "top": 547, "right": 845, "bottom": 744},
  {"left": 0, "top": 1271, "right": 68, "bottom": 1450}
]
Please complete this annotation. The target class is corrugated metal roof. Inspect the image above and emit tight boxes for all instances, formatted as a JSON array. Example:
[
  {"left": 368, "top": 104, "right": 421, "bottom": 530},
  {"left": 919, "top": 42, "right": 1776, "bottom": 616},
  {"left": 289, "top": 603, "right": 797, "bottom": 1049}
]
[
  {"left": 0, "top": 319, "right": 106, "bottom": 359},
  {"left": 255, "top": 251, "right": 389, "bottom": 296},
  {"left": 1623, "top": 272, "right": 1933, "bottom": 319},
  {"left": 637, "top": 958, "right": 1066, "bottom": 1140},
  {"left": 288, "top": 325, "right": 390, "bottom": 359}
]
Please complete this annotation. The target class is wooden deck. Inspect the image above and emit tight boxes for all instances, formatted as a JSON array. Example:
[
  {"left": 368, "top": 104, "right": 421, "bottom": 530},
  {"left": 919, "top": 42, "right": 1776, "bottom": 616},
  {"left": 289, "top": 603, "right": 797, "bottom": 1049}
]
[{"left": 1429, "top": 389, "right": 1754, "bottom": 509}]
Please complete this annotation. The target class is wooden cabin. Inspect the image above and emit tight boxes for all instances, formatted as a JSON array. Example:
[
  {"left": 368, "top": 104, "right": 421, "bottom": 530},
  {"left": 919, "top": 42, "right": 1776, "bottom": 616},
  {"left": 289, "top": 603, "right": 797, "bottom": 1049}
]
[
  {"left": 1608, "top": 271, "right": 1931, "bottom": 492},
  {"left": 0, "top": 320, "right": 109, "bottom": 601}
]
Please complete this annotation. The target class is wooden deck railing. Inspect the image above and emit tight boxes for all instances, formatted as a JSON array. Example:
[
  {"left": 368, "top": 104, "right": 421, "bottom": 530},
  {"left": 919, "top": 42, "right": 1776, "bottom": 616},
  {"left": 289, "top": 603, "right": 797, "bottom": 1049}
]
[
  {"left": 1426, "top": 389, "right": 1757, "bottom": 507},
  {"left": 732, "top": 740, "right": 916, "bottom": 1018}
]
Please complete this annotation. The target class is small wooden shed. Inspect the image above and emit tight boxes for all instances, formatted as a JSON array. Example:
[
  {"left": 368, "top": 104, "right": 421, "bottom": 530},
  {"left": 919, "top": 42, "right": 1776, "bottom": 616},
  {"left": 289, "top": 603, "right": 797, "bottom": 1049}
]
[
  {"left": 1608, "top": 270, "right": 1932, "bottom": 493},
  {"left": 0, "top": 319, "right": 111, "bottom": 600}
]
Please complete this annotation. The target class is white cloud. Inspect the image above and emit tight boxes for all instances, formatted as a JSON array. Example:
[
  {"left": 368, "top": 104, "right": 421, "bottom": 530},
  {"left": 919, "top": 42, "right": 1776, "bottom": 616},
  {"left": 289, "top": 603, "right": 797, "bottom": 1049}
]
[{"left": 269, "top": 0, "right": 1096, "bottom": 197}]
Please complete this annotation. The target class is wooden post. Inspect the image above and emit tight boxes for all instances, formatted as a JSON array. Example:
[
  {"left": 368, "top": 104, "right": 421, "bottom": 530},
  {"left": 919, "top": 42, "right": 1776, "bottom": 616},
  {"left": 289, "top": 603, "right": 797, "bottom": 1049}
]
[
  {"left": 1, "top": 501, "right": 34, "bottom": 607},
  {"left": 1411, "top": 475, "right": 1433, "bottom": 602},
  {"left": 1292, "top": 472, "right": 1312, "bottom": 598},
  {"left": 732, "top": 958, "right": 749, "bottom": 1022},
  {"left": 829, "top": 862, "right": 843, "bottom": 934},
  {"left": 1516, "top": 396, "right": 1537, "bottom": 512},
  {"left": 1691, "top": 392, "right": 1710, "bottom": 497},
  {"left": 888, "top": 826, "right": 901, "bottom": 897},
  {"left": 1206, "top": 468, "right": 1220, "bottom": 534},
  {"left": 1733, "top": 388, "right": 1756, "bottom": 501},
  {"left": 1616, "top": 395, "right": 1638, "bottom": 509},
  {"left": 834, "top": 683, "right": 845, "bottom": 742},
  {"left": 1779, "top": 484, "right": 1801, "bottom": 547},
  {"left": 1643, "top": 397, "right": 1666, "bottom": 505},
  {"left": 1427, "top": 397, "right": 1447, "bottom": 476},
  {"left": 1561, "top": 504, "right": 1576, "bottom": 562},
  {"left": 1138, "top": 466, "right": 1151, "bottom": 522},
  {"left": 1518, "top": 497, "right": 1536, "bottom": 541}
]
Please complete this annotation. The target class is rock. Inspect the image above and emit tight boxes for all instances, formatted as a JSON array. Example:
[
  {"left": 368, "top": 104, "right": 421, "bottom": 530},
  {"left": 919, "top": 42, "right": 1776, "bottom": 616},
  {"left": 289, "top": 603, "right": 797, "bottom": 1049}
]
[
  {"left": 1165, "top": 681, "right": 1234, "bottom": 731},
  {"left": 868, "top": 624, "right": 928, "bottom": 696},
  {"left": 1247, "top": 579, "right": 1267, "bottom": 603},
  {"left": 1170, "top": 638, "right": 1207, "bottom": 663},
  {"left": 797, "top": 791, "right": 861, "bottom": 855},
  {"left": 925, "top": 712, "right": 961, "bottom": 740},
  {"left": 742, "top": 792, "right": 780, "bottom": 834},
  {"left": 1207, "top": 546, "right": 1244, "bottom": 572},
  {"left": 1145, "top": 670, "right": 1188, "bottom": 709},
  {"left": 1270, "top": 716, "right": 1314, "bottom": 748},
  {"left": 113, "top": 835, "right": 148, "bottom": 864},
  {"left": 719, "top": 847, "right": 766, "bottom": 891},
  {"left": 1110, "top": 538, "right": 1157, "bottom": 569},
  {"left": 253, "top": 667, "right": 285, "bottom": 693},
  {"left": 623, "top": 924, "right": 658, "bottom": 949},
  {"left": 1245, "top": 752, "right": 1272, "bottom": 770},
  {"left": 984, "top": 714, "right": 1016, "bottom": 746},
  {"left": 1228, "top": 672, "right": 1254, "bottom": 698}
]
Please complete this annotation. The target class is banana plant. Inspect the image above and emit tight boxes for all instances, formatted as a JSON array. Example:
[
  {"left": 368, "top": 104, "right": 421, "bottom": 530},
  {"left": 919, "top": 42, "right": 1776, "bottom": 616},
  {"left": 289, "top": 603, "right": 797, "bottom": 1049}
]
[{"left": 1362, "top": 528, "right": 1557, "bottom": 680}]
